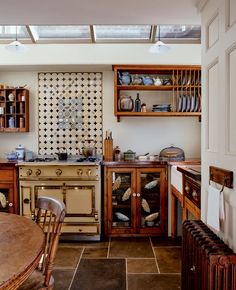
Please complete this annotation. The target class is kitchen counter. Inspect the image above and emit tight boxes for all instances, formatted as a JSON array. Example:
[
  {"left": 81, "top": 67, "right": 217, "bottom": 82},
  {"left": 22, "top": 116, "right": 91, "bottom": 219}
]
[
  {"left": 177, "top": 165, "right": 201, "bottom": 181},
  {"left": 102, "top": 160, "right": 168, "bottom": 166}
]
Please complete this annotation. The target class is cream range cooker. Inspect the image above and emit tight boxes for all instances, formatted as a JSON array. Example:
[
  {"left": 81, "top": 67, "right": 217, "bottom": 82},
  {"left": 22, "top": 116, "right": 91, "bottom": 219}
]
[{"left": 18, "top": 157, "right": 101, "bottom": 241}]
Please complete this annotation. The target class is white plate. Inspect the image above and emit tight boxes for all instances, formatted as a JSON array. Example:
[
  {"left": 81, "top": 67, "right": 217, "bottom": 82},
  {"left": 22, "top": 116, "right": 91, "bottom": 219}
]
[
  {"left": 177, "top": 95, "right": 182, "bottom": 112},
  {"left": 182, "top": 95, "right": 186, "bottom": 112}
]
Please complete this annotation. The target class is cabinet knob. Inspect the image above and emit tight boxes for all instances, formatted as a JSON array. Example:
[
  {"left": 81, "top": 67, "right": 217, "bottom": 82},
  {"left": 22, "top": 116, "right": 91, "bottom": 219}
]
[
  {"left": 192, "top": 190, "right": 198, "bottom": 198},
  {"left": 8, "top": 202, "right": 13, "bottom": 207},
  {"left": 190, "top": 265, "right": 196, "bottom": 272},
  {"left": 35, "top": 169, "right": 41, "bottom": 176},
  {"left": 56, "top": 169, "right": 62, "bottom": 176},
  {"left": 132, "top": 193, "right": 136, "bottom": 197},
  {"left": 26, "top": 169, "right": 32, "bottom": 176},
  {"left": 137, "top": 193, "right": 140, "bottom": 197},
  {"left": 77, "top": 169, "right": 83, "bottom": 176},
  {"left": 185, "top": 185, "right": 190, "bottom": 193},
  {"left": 87, "top": 169, "right": 92, "bottom": 176}
]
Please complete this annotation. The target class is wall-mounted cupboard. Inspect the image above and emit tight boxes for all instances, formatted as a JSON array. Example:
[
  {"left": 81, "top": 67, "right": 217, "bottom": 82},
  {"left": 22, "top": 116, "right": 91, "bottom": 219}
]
[
  {"left": 0, "top": 88, "right": 29, "bottom": 132},
  {"left": 113, "top": 65, "right": 201, "bottom": 122}
]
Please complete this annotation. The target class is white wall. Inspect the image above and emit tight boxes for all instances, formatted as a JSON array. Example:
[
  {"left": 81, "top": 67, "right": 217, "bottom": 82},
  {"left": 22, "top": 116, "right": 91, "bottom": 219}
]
[{"left": 0, "top": 43, "right": 201, "bottom": 158}]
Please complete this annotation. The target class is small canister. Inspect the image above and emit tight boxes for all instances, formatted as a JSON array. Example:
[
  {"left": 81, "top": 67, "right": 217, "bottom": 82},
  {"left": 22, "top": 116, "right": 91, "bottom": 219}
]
[
  {"left": 19, "top": 102, "right": 24, "bottom": 113},
  {"left": 16, "top": 144, "right": 25, "bottom": 160},
  {"left": 10, "top": 106, "right": 14, "bottom": 114},
  {"left": 8, "top": 117, "right": 15, "bottom": 128},
  {"left": 114, "top": 146, "right": 122, "bottom": 161},
  {"left": 19, "top": 117, "right": 25, "bottom": 128},
  {"left": 0, "top": 116, "right": 5, "bottom": 128}
]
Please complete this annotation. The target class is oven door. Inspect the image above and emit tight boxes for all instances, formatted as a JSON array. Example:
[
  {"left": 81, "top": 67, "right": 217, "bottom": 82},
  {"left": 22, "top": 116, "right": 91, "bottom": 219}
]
[{"left": 20, "top": 180, "right": 101, "bottom": 236}]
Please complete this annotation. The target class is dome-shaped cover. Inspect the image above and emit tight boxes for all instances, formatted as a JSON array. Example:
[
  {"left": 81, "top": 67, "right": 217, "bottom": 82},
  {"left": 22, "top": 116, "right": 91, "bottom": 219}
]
[{"left": 159, "top": 146, "right": 185, "bottom": 161}]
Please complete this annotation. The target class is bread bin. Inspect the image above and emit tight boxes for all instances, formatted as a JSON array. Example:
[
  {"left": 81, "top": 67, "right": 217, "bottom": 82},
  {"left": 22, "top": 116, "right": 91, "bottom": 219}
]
[{"left": 159, "top": 146, "right": 185, "bottom": 161}]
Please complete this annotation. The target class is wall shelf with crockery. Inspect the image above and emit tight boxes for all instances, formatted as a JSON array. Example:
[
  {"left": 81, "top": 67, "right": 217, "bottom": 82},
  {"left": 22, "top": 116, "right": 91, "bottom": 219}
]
[
  {"left": 112, "top": 65, "right": 201, "bottom": 122},
  {"left": 0, "top": 87, "right": 29, "bottom": 132}
]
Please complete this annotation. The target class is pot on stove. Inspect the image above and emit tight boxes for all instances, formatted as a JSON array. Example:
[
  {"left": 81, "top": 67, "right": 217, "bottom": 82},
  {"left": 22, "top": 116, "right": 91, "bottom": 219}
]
[
  {"left": 82, "top": 139, "right": 97, "bottom": 158},
  {"left": 56, "top": 148, "right": 68, "bottom": 160}
]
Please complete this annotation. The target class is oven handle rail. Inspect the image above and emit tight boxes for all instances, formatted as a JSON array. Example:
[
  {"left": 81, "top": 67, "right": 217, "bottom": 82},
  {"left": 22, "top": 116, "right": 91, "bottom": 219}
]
[{"left": 19, "top": 177, "right": 99, "bottom": 181}]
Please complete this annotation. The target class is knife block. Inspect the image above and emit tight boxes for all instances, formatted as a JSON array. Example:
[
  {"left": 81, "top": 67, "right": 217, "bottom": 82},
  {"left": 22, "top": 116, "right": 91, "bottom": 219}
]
[{"left": 104, "top": 139, "right": 113, "bottom": 161}]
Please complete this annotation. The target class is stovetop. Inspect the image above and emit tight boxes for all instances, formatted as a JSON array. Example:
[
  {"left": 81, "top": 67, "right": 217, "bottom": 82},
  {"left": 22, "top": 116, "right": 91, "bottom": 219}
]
[{"left": 24, "top": 155, "right": 101, "bottom": 163}]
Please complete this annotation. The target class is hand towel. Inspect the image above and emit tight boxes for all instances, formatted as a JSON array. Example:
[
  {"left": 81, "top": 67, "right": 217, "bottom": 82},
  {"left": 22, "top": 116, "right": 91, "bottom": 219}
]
[{"left": 207, "top": 185, "right": 220, "bottom": 231}]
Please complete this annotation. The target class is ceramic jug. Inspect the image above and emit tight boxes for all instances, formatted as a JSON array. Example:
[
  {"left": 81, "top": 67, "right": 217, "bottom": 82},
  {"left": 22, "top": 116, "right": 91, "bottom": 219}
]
[
  {"left": 118, "top": 72, "right": 131, "bottom": 85},
  {"left": 153, "top": 76, "right": 162, "bottom": 86},
  {"left": 118, "top": 96, "right": 134, "bottom": 111}
]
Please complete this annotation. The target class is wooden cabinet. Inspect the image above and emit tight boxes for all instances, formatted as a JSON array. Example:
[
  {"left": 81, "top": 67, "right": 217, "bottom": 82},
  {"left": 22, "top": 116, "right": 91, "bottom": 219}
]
[
  {"left": 0, "top": 161, "right": 18, "bottom": 214},
  {"left": 104, "top": 162, "right": 168, "bottom": 237},
  {"left": 0, "top": 88, "right": 29, "bottom": 132},
  {"left": 113, "top": 65, "right": 201, "bottom": 121}
]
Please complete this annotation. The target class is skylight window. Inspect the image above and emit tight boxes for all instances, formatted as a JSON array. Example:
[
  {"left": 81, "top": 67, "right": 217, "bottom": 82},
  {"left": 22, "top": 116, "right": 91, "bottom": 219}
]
[
  {"left": 156, "top": 25, "right": 201, "bottom": 40},
  {"left": 94, "top": 25, "right": 152, "bottom": 41},
  {"left": 0, "top": 25, "right": 201, "bottom": 44},
  {"left": 0, "top": 26, "right": 30, "bottom": 40},
  {"left": 30, "top": 25, "right": 91, "bottom": 40}
]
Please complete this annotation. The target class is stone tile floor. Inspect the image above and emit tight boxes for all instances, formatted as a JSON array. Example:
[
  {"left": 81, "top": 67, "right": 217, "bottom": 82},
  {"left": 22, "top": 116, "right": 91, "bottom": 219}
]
[{"left": 53, "top": 237, "right": 181, "bottom": 290}]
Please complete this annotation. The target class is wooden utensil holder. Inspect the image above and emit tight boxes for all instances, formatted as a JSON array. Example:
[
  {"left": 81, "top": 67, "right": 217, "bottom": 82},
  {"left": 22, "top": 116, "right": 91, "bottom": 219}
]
[{"left": 104, "top": 139, "right": 113, "bottom": 161}]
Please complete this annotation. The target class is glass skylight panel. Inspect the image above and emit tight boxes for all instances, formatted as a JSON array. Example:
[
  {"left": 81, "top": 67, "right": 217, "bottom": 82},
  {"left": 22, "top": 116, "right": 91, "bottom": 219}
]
[
  {"left": 94, "top": 25, "right": 152, "bottom": 40},
  {"left": 31, "top": 26, "right": 91, "bottom": 39},
  {"left": 0, "top": 26, "right": 29, "bottom": 39},
  {"left": 156, "top": 25, "right": 201, "bottom": 40}
]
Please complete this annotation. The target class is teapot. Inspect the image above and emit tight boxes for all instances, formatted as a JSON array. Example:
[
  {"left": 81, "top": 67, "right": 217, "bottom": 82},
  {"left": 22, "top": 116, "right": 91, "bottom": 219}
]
[
  {"left": 153, "top": 76, "right": 162, "bottom": 86},
  {"left": 131, "top": 74, "right": 143, "bottom": 85},
  {"left": 117, "top": 72, "right": 131, "bottom": 85},
  {"left": 142, "top": 76, "right": 154, "bottom": 86},
  {"left": 6, "top": 151, "right": 18, "bottom": 161}
]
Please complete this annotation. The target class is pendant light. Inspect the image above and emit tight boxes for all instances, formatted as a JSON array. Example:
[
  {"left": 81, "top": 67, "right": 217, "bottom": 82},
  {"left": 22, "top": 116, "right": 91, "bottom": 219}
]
[
  {"left": 149, "top": 25, "right": 170, "bottom": 54},
  {"left": 5, "top": 26, "right": 28, "bottom": 53}
]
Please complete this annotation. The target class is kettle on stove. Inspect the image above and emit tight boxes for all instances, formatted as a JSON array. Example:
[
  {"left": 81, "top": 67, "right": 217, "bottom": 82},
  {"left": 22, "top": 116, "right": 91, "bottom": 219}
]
[{"left": 16, "top": 144, "right": 25, "bottom": 160}]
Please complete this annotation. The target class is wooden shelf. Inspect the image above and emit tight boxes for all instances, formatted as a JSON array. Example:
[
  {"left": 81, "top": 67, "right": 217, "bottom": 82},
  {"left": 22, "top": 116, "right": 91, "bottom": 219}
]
[
  {"left": 113, "top": 64, "right": 201, "bottom": 122},
  {"left": 0, "top": 88, "right": 29, "bottom": 132}
]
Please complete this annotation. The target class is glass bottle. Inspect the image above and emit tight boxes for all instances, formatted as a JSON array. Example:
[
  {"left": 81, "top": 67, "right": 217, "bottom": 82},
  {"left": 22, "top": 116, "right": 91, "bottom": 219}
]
[{"left": 135, "top": 93, "right": 141, "bottom": 112}]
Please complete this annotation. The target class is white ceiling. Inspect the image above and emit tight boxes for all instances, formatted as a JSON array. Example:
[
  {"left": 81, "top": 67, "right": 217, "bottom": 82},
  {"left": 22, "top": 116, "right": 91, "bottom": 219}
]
[{"left": 0, "top": 0, "right": 201, "bottom": 25}]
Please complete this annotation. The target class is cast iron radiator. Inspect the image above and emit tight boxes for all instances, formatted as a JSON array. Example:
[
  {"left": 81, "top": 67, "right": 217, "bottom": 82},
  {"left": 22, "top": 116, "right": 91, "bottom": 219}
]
[{"left": 182, "top": 220, "right": 236, "bottom": 290}]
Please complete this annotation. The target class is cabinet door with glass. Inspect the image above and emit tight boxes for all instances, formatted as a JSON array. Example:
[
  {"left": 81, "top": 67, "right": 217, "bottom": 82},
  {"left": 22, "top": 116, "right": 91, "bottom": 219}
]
[
  {"left": 106, "top": 168, "right": 136, "bottom": 235},
  {"left": 0, "top": 183, "right": 14, "bottom": 213},
  {"left": 136, "top": 167, "right": 168, "bottom": 236}
]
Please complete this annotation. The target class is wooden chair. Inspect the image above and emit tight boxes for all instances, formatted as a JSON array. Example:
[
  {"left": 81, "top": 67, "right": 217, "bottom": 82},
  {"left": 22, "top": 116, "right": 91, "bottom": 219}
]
[{"left": 18, "top": 196, "right": 66, "bottom": 290}]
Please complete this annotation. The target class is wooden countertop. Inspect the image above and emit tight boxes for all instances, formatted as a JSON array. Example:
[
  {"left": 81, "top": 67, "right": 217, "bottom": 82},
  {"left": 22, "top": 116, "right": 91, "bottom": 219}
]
[{"left": 177, "top": 165, "right": 201, "bottom": 181}]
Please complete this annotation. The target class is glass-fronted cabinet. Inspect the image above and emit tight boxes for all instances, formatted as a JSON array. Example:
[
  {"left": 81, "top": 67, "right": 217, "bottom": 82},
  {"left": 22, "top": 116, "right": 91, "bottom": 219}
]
[
  {"left": 104, "top": 164, "right": 168, "bottom": 237},
  {"left": 0, "top": 162, "right": 18, "bottom": 214}
]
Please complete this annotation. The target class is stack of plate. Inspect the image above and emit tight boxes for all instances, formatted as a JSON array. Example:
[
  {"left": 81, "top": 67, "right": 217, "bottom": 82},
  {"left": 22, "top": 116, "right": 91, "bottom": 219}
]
[{"left": 152, "top": 104, "right": 171, "bottom": 112}]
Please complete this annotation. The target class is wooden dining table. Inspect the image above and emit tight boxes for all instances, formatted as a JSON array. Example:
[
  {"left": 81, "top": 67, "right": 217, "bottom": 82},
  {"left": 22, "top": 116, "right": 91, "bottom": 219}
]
[{"left": 0, "top": 212, "right": 44, "bottom": 290}]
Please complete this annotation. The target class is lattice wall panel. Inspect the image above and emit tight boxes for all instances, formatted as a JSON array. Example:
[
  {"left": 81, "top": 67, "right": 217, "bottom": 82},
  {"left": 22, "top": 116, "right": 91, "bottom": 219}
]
[{"left": 38, "top": 72, "right": 103, "bottom": 155}]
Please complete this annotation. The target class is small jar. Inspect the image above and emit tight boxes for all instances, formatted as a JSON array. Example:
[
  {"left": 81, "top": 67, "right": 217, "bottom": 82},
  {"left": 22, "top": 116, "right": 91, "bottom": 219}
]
[
  {"left": 114, "top": 146, "right": 121, "bottom": 161},
  {"left": 141, "top": 103, "right": 147, "bottom": 112}
]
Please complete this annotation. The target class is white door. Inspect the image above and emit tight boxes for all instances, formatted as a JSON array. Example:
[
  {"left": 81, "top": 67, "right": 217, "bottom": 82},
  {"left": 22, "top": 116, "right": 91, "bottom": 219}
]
[{"left": 200, "top": 0, "right": 236, "bottom": 249}]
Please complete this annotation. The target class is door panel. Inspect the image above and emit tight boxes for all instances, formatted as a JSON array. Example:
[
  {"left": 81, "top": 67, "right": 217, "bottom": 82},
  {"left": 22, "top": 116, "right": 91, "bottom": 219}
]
[
  {"left": 137, "top": 170, "right": 161, "bottom": 229},
  {"left": 0, "top": 183, "right": 14, "bottom": 213},
  {"left": 107, "top": 168, "right": 136, "bottom": 234}
]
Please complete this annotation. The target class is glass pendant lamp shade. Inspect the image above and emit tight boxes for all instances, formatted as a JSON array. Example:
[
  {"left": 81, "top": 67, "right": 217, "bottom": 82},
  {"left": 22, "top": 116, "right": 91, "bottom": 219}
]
[
  {"left": 5, "top": 26, "right": 28, "bottom": 53},
  {"left": 149, "top": 26, "right": 170, "bottom": 54}
]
